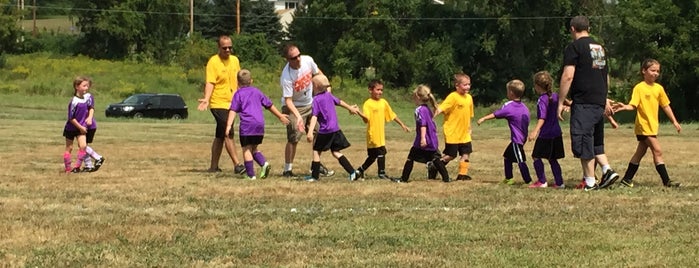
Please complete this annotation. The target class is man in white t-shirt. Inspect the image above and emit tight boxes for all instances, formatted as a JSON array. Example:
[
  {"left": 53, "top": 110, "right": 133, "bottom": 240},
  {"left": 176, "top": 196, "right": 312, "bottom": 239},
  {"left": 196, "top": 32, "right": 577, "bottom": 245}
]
[{"left": 280, "top": 44, "right": 334, "bottom": 177}]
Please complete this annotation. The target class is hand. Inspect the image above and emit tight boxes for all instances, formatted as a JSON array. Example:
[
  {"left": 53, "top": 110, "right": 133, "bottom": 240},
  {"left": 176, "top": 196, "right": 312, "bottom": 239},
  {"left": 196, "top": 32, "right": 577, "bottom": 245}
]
[
  {"left": 420, "top": 139, "right": 427, "bottom": 148},
  {"left": 225, "top": 126, "right": 231, "bottom": 137},
  {"left": 279, "top": 114, "right": 290, "bottom": 125},
  {"left": 557, "top": 103, "right": 566, "bottom": 121},
  {"left": 306, "top": 133, "right": 314, "bottom": 143},
  {"left": 609, "top": 120, "right": 619, "bottom": 129},
  {"left": 527, "top": 131, "right": 538, "bottom": 142},
  {"left": 402, "top": 125, "right": 410, "bottom": 133},
  {"left": 86, "top": 118, "right": 93, "bottom": 126},
  {"left": 674, "top": 122, "right": 682, "bottom": 133},
  {"left": 79, "top": 126, "right": 87, "bottom": 134},
  {"left": 476, "top": 118, "right": 484, "bottom": 125},
  {"left": 296, "top": 117, "right": 305, "bottom": 132},
  {"left": 197, "top": 99, "right": 209, "bottom": 111}
]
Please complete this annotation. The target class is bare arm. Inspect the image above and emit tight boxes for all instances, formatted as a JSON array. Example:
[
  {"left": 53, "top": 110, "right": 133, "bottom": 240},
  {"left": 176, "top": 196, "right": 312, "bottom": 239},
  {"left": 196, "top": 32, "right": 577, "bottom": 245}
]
[
  {"left": 224, "top": 110, "right": 237, "bottom": 137},
  {"left": 476, "top": 113, "right": 495, "bottom": 125},
  {"left": 419, "top": 126, "right": 427, "bottom": 148},
  {"left": 197, "top": 82, "right": 214, "bottom": 111},
  {"left": 306, "top": 115, "right": 318, "bottom": 142},
  {"left": 557, "top": 65, "right": 575, "bottom": 121},
  {"left": 661, "top": 105, "right": 682, "bottom": 133},
  {"left": 338, "top": 100, "right": 359, "bottom": 115},
  {"left": 393, "top": 117, "right": 410, "bottom": 132},
  {"left": 267, "top": 105, "right": 290, "bottom": 125},
  {"left": 528, "top": 118, "right": 545, "bottom": 142},
  {"left": 86, "top": 107, "right": 94, "bottom": 126},
  {"left": 285, "top": 97, "right": 305, "bottom": 132}
]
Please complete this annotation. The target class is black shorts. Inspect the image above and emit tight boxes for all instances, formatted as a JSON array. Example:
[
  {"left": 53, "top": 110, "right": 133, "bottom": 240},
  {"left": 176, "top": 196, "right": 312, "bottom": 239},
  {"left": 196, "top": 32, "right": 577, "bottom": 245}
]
[
  {"left": 211, "top": 109, "right": 234, "bottom": 139},
  {"left": 532, "top": 136, "right": 564, "bottom": 160},
  {"left": 367, "top": 146, "right": 387, "bottom": 157},
  {"left": 313, "top": 130, "right": 351, "bottom": 152},
  {"left": 63, "top": 130, "right": 83, "bottom": 140},
  {"left": 442, "top": 142, "right": 473, "bottom": 158},
  {"left": 86, "top": 128, "right": 96, "bottom": 144},
  {"left": 407, "top": 147, "right": 441, "bottom": 164},
  {"left": 636, "top": 135, "right": 656, "bottom": 141},
  {"left": 570, "top": 104, "right": 605, "bottom": 159},
  {"left": 239, "top": 135, "right": 263, "bottom": 147},
  {"left": 503, "top": 142, "right": 527, "bottom": 163}
]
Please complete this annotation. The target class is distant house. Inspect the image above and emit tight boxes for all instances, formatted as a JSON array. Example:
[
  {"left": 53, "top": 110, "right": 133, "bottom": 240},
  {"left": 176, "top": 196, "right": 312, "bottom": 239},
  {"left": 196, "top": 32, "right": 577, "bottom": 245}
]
[{"left": 268, "top": 0, "right": 302, "bottom": 11}]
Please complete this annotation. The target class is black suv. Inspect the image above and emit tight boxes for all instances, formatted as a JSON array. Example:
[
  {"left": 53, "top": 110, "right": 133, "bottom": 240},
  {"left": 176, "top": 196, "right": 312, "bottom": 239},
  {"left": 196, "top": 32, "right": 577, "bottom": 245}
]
[{"left": 105, "top": 93, "right": 188, "bottom": 119}]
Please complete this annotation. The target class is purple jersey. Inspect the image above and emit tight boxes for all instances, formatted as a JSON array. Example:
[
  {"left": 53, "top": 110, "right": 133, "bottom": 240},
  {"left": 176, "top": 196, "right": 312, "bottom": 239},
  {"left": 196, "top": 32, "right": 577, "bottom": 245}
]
[
  {"left": 85, "top": 93, "right": 97, "bottom": 130},
  {"left": 230, "top": 86, "right": 274, "bottom": 136},
  {"left": 493, "top": 100, "right": 530, "bottom": 145},
  {"left": 64, "top": 95, "right": 91, "bottom": 132},
  {"left": 311, "top": 91, "right": 341, "bottom": 134},
  {"left": 536, "top": 93, "right": 562, "bottom": 139},
  {"left": 412, "top": 104, "right": 439, "bottom": 152}
]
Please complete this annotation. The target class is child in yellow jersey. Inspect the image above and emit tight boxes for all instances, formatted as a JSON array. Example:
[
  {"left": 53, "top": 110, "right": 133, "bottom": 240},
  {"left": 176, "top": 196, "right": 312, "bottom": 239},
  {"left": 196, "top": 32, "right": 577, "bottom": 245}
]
[
  {"left": 432, "top": 73, "right": 475, "bottom": 181},
  {"left": 613, "top": 59, "right": 682, "bottom": 188},
  {"left": 355, "top": 79, "right": 410, "bottom": 179}
]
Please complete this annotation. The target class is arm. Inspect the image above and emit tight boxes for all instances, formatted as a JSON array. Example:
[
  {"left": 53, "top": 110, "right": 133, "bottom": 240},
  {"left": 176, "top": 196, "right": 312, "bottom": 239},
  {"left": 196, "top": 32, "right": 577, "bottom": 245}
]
[
  {"left": 528, "top": 118, "right": 545, "bottom": 141},
  {"left": 338, "top": 100, "right": 359, "bottom": 115},
  {"left": 557, "top": 65, "right": 575, "bottom": 121},
  {"left": 476, "top": 113, "right": 495, "bottom": 125},
  {"left": 224, "top": 110, "right": 237, "bottom": 137},
  {"left": 393, "top": 117, "right": 410, "bottom": 132},
  {"left": 306, "top": 115, "right": 318, "bottom": 142},
  {"left": 86, "top": 107, "right": 94, "bottom": 126},
  {"left": 267, "top": 105, "right": 290, "bottom": 125},
  {"left": 70, "top": 118, "right": 87, "bottom": 134},
  {"left": 661, "top": 105, "right": 682, "bottom": 133},
  {"left": 419, "top": 126, "right": 428, "bottom": 148},
  {"left": 433, "top": 108, "right": 444, "bottom": 118},
  {"left": 197, "top": 82, "right": 214, "bottom": 111}
]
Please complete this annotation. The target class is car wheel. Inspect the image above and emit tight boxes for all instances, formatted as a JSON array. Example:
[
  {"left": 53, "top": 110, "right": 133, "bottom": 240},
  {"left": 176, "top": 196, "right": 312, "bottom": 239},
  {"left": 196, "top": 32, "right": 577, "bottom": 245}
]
[
  {"left": 171, "top": 113, "right": 182, "bottom": 120},
  {"left": 134, "top": 112, "right": 144, "bottom": 119}
]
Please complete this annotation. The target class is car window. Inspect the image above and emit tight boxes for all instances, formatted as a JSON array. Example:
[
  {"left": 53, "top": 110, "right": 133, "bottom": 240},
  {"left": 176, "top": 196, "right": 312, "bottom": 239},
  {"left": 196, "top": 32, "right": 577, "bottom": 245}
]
[
  {"left": 163, "top": 96, "right": 185, "bottom": 108},
  {"left": 123, "top": 95, "right": 147, "bottom": 105},
  {"left": 148, "top": 96, "right": 162, "bottom": 107}
]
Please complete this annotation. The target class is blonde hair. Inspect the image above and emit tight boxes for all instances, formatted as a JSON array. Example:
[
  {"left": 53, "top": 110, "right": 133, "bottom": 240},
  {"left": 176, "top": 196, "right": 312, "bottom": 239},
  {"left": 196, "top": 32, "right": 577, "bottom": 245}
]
[
  {"left": 533, "top": 71, "right": 554, "bottom": 100},
  {"left": 413, "top": 84, "right": 438, "bottom": 111},
  {"left": 454, "top": 73, "right": 470, "bottom": 84},
  {"left": 237, "top": 69, "right": 252, "bottom": 86},
  {"left": 506, "top": 79, "right": 526, "bottom": 98},
  {"left": 312, "top": 74, "right": 331, "bottom": 94},
  {"left": 73, "top": 76, "right": 91, "bottom": 95}
]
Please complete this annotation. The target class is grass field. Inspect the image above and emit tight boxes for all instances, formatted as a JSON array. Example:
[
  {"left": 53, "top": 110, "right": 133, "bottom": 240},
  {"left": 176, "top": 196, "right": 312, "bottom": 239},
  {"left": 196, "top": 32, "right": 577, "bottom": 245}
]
[{"left": 1, "top": 101, "right": 698, "bottom": 266}]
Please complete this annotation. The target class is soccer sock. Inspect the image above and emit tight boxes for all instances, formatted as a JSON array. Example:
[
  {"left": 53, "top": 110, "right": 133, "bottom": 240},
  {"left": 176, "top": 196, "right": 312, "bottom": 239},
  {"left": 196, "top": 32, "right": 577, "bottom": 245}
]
[
  {"left": 84, "top": 156, "right": 94, "bottom": 168},
  {"left": 400, "top": 160, "right": 414, "bottom": 182},
  {"left": 244, "top": 160, "right": 255, "bottom": 177},
  {"left": 622, "top": 162, "right": 639, "bottom": 182},
  {"left": 252, "top": 151, "right": 266, "bottom": 166},
  {"left": 655, "top": 163, "right": 670, "bottom": 185},
  {"left": 518, "top": 162, "right": 533, "bottom": 184},
  {"left": 86, "top": 146, "right": 102, "bottom": 160},
  {"left": 63, "top": 152, "right": 72, "bottom": 171},
  {"left": 377, "top": 155, "right": 386, "bottom": 176},
  {"left": 311, "top": 161, "right": 320, "bottom": 179},
  {"left": 434, "top": 157, "right": 450, "bottom": 181},
  {"left": 458, "top": 160, "right": 469, "bottom": 175},
  {"left": 360, "top": 155, "right": 376, "bottom": 172},
  {"left": 504, "top": 158, "right": 513, "bottom": 179},
  {"left": 550, "top": 159, "right": 564, "bottom": 186},
  {"left": 338, "top": 155, "right": 355, "bottom": 174},
  {"left": 74, "top": 150, "right": 87, "bottom": 168},
  {"left": 533, "top": 159, "right": 546, "bottom": 183},
  {"left": 284, "top": 163, "right": 293, "bottom": 172}
]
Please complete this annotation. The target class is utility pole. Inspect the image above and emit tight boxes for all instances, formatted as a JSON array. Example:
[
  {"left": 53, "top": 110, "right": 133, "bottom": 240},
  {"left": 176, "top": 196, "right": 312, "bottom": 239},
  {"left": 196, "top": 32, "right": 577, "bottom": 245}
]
[
  {"left": 236, "top": 0, "right": 240, "bottom": 35},
  {"left": 32, "top": 0, "right": 37, "bottom": 37},
  {"left": 189, "top": 0, "right": 193, "bottom": 37}
]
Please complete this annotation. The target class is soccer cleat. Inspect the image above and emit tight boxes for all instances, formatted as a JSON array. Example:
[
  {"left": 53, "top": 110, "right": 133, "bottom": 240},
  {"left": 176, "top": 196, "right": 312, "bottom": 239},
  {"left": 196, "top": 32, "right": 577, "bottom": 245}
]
[
  {"left": 71, "top": 167, "right": 81, "bottom": 173},
  {"left": 81, "top": 167, "right": 95, "bottom": 173},
  {"left": 304, "top": 176, "right": 317, "bottom": 182},
  {"left": 426, "top": 161, "right": 437, "bottom": 180},
  {"left": 260, "top": 162, "right": 271, "bottom": 179},
  {"left": 234, "top": 164, "right": 246, "bottom": 175},
  {"left": 618, "top": 179, "right": 634, "bottom": 188},
  {"left": 378, "top": 173, "right": 389, "bottom": 180},
  {"left": 502, "top": 178, "right": 515, "bottom": 185},
  {"left": 392, "top": 178, "right": 408, "bottom": 183},
  {"left": 664, "top": 180, "right": 681, "bottom": 188},
  {"left": 598, "top": 169, "right": 620, "bottom": 189},
  {"left": 456, "top": 174, "right": 472, "bottom": 181},
  {"left": 583, "top": 184, "right": 598, "bottom": 191},
  {"left": 245, "top": 175, "right": 257, "bottom": 180},
  {"left": 319, "top": 164, "right": 335, "bottom": 177},
  {"left": 282, "top": 170, "right": 296, "bottom": 178},
  {"left": 92, "top": 157, "right": 105, "bottom": 172},
  {"left": 349, "top": 170, "right": 359, "bottom": 181},
  {"left": 528, "top": 181, "right": 548, "bottom": 188},
  {"left": 356, "top": 169, "right": 365, "bottom": 179}
]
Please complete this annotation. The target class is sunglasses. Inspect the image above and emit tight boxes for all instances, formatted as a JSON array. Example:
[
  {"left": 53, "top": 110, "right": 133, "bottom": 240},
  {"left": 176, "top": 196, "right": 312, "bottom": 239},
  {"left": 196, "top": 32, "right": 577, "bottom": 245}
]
[
  {"left": 221, "top": 46, "right": 233, "bottom": 51},
  {"left": 287, "top": 54, "right": 301, "bottom": 61}
]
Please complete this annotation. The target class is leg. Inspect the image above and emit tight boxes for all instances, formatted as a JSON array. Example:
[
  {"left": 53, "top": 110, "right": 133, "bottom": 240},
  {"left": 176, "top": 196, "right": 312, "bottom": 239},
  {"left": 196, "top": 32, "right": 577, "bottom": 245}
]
[
  {"left": 223, "top": 136, "right": 240, "bottom": 166},
  {"left": 242, "top": 146, "right": 255, "bottom": 178},
  {"left": 64, "top": 137, "right": 74, "bottom": 172},
  {"left": 533, "top": 158, "right": 547, "bottom": 184},
  {"left": 644, "top": 136, "right": 676, "bottom": 186},
  {"left": 549, "top": 159, "right": 564, "bottom": 187},
  {"left": 399, "top": 159, "right": 414, "bottom": 182},
  {"left": 209, "top": 137, "right": 224, "bottom": 171}
]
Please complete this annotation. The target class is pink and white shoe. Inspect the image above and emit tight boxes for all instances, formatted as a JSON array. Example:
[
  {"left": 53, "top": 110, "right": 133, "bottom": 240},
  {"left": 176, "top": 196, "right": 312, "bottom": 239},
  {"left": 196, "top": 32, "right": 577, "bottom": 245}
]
[{"left": 528, "top": 181, "right": 548, "bottom": 188}]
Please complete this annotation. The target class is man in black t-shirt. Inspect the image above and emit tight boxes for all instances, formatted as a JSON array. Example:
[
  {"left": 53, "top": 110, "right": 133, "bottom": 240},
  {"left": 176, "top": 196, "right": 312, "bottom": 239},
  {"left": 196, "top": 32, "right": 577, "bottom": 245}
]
[{"left": 557, "top": 15, "right": 619, "bottom": 190}]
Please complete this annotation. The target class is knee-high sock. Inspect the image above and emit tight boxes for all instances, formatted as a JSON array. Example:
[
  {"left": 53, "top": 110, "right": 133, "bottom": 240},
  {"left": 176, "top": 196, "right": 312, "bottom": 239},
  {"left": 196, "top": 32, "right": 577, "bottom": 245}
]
[
  {"left": 504, "top": 158, "right": 513, "bottom": 179},
  {"left": 434, "top": 157, "right": 450, "bottom": 181},
  {"left": 550, "top": 159, "right": 564, "bottom": 186},
  {"left": 458, "top": 160, "right": 469, "bottom": 175},
  {"left": 63, "top": 152, "right": 72, "bottom": 171},
  {"left": 623, "top": 162, "right": 639, "bottom": 182},
  {"left": 253, "top": 151, "right": 266, "bottom": 166},
  {"left": 84, "top": 156, "right": 94, "bottom": 168},
  {"left": 533, "top": 159, "right": 547, "bottom": 183},
  {"left": 244, "top": 160, "right": 255, "bottom": 177},
  {"left": 359, "top": 155, "right": 377, "bottom": 173},
  {"left": 400, "top": 160, "right": 414, "bottom": 182},
  {"left": 311, "top": 161, "right": 320, "bottom": 179},
  {"left": 377, "top": 155, "right": 386, "bottom": 176},
  {"left": 74, "top": 150, "right": 87, "bottom": 168},
  {"left": 86, "top": 146, "right": 102, "bottom": 160},
  {"left": 338, "top": 155, "right": 355, "bottom": 174},
  {"left": 655, "top": 163, "right": 670, "bottom": 185},
  {"left": 518, "top": 162, "right": 532, "bottom": 184}
]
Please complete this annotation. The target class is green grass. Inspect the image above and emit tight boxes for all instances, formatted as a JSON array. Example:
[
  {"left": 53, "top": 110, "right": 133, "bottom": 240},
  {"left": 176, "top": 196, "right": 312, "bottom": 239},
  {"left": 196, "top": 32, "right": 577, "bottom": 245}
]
[{"left": 20, "top": 17, "right": 77, "bottom": 34}]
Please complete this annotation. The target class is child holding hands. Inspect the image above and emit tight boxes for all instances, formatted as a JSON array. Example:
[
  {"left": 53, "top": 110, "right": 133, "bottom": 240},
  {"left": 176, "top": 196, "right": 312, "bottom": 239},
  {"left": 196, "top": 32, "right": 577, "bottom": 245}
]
[{"left": 527, "top": 71, "right": 565, "bottom": 188}]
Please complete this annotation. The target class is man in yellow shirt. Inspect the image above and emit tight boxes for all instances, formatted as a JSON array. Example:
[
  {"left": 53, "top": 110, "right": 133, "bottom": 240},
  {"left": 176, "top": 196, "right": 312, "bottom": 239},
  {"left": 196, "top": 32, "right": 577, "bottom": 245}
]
[
  {"left": 197, "top": 35, "right": 244, "bottom": 174},
  {"left": 432, "top": 73, "right": 474, "bottom": 181}
]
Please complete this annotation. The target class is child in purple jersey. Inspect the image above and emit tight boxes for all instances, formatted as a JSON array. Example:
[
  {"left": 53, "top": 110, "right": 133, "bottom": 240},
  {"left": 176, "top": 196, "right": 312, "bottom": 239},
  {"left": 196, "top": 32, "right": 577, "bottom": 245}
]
[
  {"left": 225, "top": 69, "right": 290, "bottom": 179},
  {"left": 81, "top": 78, "right": 105, "bottom": 172},
  {"left": 62, "top": 76, "right": 92, "bottom": 173},
  {"left": 395, "top": 85, "right": 450, "bottom": 183},
  {"left": 305, "top": 74, "right": 361, "bottom": 182},
  {"left": 477, "top": 79, "right": 533, "bottom": 185},
  {"left": 527, "top": 71, "right": 565, "bottom": 188}
]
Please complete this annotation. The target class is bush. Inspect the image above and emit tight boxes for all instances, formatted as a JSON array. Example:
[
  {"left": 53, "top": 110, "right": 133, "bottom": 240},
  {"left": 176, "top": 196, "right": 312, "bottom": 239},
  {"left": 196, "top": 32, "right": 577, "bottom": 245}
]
[{"left": 19, "top": 32, "right": 78, "bottom": 54}]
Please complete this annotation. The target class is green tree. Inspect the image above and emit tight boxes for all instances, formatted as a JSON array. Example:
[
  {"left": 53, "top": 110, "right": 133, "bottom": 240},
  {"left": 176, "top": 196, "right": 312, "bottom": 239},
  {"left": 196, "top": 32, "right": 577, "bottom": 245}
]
[{"left": 0, "top": 0, "right": 22, "bottom": 54}]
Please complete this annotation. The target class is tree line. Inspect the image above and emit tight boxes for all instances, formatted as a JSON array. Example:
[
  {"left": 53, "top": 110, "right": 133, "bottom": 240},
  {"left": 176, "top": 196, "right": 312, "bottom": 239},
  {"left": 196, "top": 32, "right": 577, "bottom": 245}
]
[{"left": 1, "top": 0, "right": 697, "bottom": 120}]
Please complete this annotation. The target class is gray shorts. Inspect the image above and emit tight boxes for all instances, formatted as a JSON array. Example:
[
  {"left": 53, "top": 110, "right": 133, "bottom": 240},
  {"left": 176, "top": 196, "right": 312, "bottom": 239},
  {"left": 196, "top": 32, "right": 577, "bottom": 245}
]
[
  {"left": 569, "top": 104, "right": 605, "bottom": 159},
  {"left": 282, "top": 104, "right": 313, "bottom": 143}
]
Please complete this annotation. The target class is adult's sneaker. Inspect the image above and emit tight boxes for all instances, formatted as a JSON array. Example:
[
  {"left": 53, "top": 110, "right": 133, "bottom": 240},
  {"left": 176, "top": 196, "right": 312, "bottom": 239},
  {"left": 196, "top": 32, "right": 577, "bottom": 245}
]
[
  {"left": 260, "top": 162, "right": 271, "bottom": 179},
  {"left": 234, "top": 164, "right": 246, "bottom": 175},
  {"left": 598, "top": 169, "right": 619, "bottom": 189},
  {"left": 282, "top": 170, "right": 296, "bottom": 178},
  {"left": 92, "top": 157, "right": 105, "bottom": 172},
  {"left": 664, "top": 180, "right": 681, "bottom": 187},
  {"left": 618, "top": 179, "right": 634, "bottom": 188},
  {"left": 584, "top": 184, "right": 598, "bottom": 191}
]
